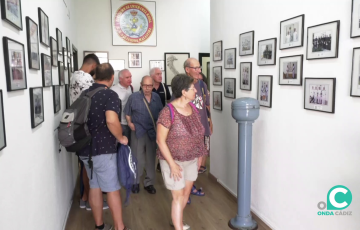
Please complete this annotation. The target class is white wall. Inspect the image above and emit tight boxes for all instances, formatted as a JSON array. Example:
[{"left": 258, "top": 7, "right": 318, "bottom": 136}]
[
  {"left": 75, "top": 0, "right": 211, "bottom": 91},
  {"left": 210, "top": 0, "right": 360, "bottom": 229},
  {"left": 0, "top": 0, "right": 78, "bottom": 229}
]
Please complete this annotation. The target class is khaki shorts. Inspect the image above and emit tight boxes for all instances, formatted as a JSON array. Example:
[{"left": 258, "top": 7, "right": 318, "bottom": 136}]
[{"left": 160, "top": 159, "right": 198, "bottom": 191}]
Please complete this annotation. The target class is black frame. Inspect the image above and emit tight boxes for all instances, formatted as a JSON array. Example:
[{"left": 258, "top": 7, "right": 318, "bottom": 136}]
[
  {"left": 213, "top": 66, "right": 222, "bottom": 86},
  {"left": 1, "top": 0, "right": 23, "bottom": 30},
  {"left": 72, "top": 45, "right": 78, "bottom": 72},
  {"left": 224, "top": 48, "right": 236, "bottom": 69},
  {"left": 29, "top": 87, "right": 44, "bottom": 128},
  {"left": 239, "top": 31, "right": 255, "bottom": 56},
  {"left": 50, "top": 37, "right": 58, "bottom": 67},
  {"left": 38, "top": 7, "right": 49, "bottom": 47},
  {"left": 26, "top": 16, "right": 40, "bottom": 70},
  {"left": 164, "top": 52, "right": 190, "bottom": 85},
  {"left": 63, "top": 47, "right": 68, "bottom": 70},
  {"left": 240, "top": 62, "right": 252, "bottom": 91},
  {"left": 351, "top": 47, "right": 360, "bottom": 97},
  {"left": 213, "top": 40, "right": 223, "bottom": 61},
  {"left": 67, "top": 63, "right": 71, "bottom": 83},
  {"left": 213, "top": 91, "right": 222, "bottom": 111},
  {"left": 65, "top": 84, "right": 70, "bottom": 109},
  {"left": 279, "top": 14, "right": 305, "bottom": 50},
  {"left": 52, "top": 85, "right": 61, "bottom": 113},
  {"left": 306, "top": 20, "right": 340, "bottom": 60},
  {"left": 278, "top": 55, "right": 303, "bottom": 86},
  {"left": 0, "top": 90, "right": 6, "bottom": 151},
  {"left": 3, "top": 37, "right": 27, "bottom": 91},
  {"left": 351, "top": 0, "right": 360, "bottom": 38},
  {"left": 199, "top": 53, "right": 210, "bottom": 67},
  {"left": 224, "top": 78, "right": 236, "bottom": 99},
  {"left": 258, "top": 38, "right": 277, "bottom": 66},
  {"left": 58, "top": 61, "right": 64, "bottom": 85},
  {"left": 128, "top": 52, "right": 142, "bottom": 68},
  {"left": 41, "top": 53, "right": 52, "bottom": 87},
  {"left": 66, "top": 37, "right": 71, "bottom": 59},
  {"left": 304, "top": 78, "right": 336, "bottom": 113},
  {"left": 257, "top": 75, "right": 273, "bottom": 108},
  {"left": 56, "top": 28, "right": 62, "bottom": 55}
]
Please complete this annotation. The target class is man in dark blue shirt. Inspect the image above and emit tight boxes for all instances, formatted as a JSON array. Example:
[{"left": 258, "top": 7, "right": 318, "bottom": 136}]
[
  {"left": 124, "top": 75, "right": 163, "bottom": 194},
  {"left": 79, "top": 63, "right": 129, "bottom": 230}
]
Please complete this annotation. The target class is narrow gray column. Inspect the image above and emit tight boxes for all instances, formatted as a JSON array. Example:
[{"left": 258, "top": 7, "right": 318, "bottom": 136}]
[{"left": 229, "top": 97, "right": 259, "bottom": 230}]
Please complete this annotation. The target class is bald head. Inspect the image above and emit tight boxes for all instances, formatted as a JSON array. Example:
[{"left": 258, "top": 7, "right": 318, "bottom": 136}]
[
  {"left": 184, "top": 58, "right": 201, "bottom": 79},
  {"left": 141, "top": 75, "right": 154, "bottom": 96}
]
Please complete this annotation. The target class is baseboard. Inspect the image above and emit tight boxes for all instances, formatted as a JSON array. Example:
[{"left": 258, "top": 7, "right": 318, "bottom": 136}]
[
  {"left": 209, "top": 172, "right": 273, "bottom": 230},
  {"left": 62, "top": 199, "right": 73, "bottom": 230}
]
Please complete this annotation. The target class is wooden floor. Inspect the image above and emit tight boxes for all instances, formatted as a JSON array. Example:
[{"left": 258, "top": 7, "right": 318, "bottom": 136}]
[{"left": 65, "top": 163, "right": 270, "bottom": 230}]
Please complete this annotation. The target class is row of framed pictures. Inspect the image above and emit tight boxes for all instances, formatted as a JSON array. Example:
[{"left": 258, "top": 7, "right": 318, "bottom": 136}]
[{"left": 213, "top": 77, "right": 336, "bottom": 114}]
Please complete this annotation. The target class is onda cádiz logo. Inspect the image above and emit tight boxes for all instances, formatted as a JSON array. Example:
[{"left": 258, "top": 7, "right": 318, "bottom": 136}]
[{"left": 317, "top": 185, "right": 352, "bottom": 216}]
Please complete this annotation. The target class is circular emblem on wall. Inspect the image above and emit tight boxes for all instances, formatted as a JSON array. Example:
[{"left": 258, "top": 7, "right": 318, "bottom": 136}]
[{"left": 114, "top": 3, "right": 154, "bottom": 44}]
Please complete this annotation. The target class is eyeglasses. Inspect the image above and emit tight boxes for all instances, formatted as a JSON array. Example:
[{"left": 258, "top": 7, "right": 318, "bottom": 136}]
[
  {"left": 187, "top": 87, "right": 196, "bottom": 91},
  {"left": 187, "top": 66, "right": 202, "bottom": 71},
  {"left": 142, "top": 84, "right": 153, "bottom": 88}
]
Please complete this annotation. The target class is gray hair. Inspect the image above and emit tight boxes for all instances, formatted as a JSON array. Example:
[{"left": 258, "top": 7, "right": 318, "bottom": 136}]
[
  {"left": 141, "top": 75, "right": 153, "bottom": 85},
  {"left": 183, "top": 59, "right": 191, "bottom": 71},
  {"left": 149, "top": 67, "right": 160, "bottom": 76},
  {"left": 118, "top": 69, "right": 129, "bottom": 78}
]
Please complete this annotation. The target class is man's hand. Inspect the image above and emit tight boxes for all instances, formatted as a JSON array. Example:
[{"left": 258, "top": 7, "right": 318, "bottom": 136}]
[
  {"left": 119, "top": 136, "right": 128, "bottom": 145},
  {"left": 129, "top": 122, "right": 136, "bottom": 131}
]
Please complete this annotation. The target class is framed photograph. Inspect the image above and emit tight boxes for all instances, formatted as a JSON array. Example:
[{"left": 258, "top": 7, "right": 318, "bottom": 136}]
[
  {"left": 304, "top": 78, "right": 336, "bottom": 113},
  {"left": 63, "top": 47, "right": 68, "bottom": 70},
  {"left": 351, "top": 0, "right": 360, "bottom": 38},
  {"left": 53, "top": 85, "right": 61, "bottom": 113},
  {"left": 350, "top": 47, "right": 360, "bottom": 96},
  {"left": 306, "top": 20, "right": 340, "bottom": 60},
  {"left": 66, "top": 37, "right": 71, "bottom": 59},
  {"left": 111, "top": 0, "right": 157, "bottom": 46},
  {"left": 224, "top": 48, "right": 236, "bottom": 69},
  {"left": 128, "top": 52, "right": 142, "bottom": 68},
  {"left": 224, "top": 78, "right": 236, "bottom": 99},
  {"left": 41, "top": 54, "right": 52, "bottom": 87},
  {"left": 58, "top": 61, "right": 65, "bottom": 85},
  {"left": 84, "top": 51, "right": 109, "bottom": 64},
  {"left": 1, "top": 0, "right": 22, "bottom": 30},
  {"left": 239, "top": 31, "right": 254, "bottom": 56},
  {"left": 213, "top": 66, "right": 222, "bottom": 86},
  {"left": 26, "top": 17, "right": 40, "bottom": 70},
  {"left": 213, "top": 91, "right": 222, "bottom": 111},
  {"left": 56, "top": 28, "right": 63, "bottom": 55},
  {"left": 279, "top": 55, "right": 303, "bottom": 86},
  {"left": 213, "top": 41, "right": 222, "bottom": 61},
  {"left": 149, "top": 60, "right": 164, "bottom": 71},
  {"left": 240, "top": 62, "right": 252, "bottom": 90},
  {"left": 280, "top": 14, "right": 304, "bottom": 50},
  {"left": 257, "top": 75, "right": 273, "bottom": 108},
  {"left": 38, "top": 8, "right": 49, "bottom": 47},
  {"left": 29, "top": 87, "right": 44, "bottom": 128},
  {"left": 258, "top": 38, "right": 277, "bottom": 66},
  {"left": 0, "top": 90, "right": 6, "bottom": 151},
  {"left": 65, "top": 84, "right": 70, "bottom": 109},
  {"left": 164, "top": 52, "right": 190, "bottom": 85},
  {"left": 3, "top": 37, "right": 27, "bottom": 91},
  {"left": 50, "top": 37, "right": 58, "bottom": 67},
  {"left": 109, "top": 59, "right": 125, "bottom": 70}
]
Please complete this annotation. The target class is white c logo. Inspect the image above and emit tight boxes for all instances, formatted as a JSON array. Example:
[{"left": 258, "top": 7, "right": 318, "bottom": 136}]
[{"left": 329, "top": 188, "right": 348, "bottom": 208}]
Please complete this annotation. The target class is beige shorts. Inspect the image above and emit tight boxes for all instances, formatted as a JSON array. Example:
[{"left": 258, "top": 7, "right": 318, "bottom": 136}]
[{"left": 160, "top": 159, "right": 198, "bottom": 191}]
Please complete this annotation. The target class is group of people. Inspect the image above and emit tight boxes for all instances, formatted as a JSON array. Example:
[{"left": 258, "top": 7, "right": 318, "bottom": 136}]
[
  {"left": 285, "top": 27, "right": 298, "bottom": 43},
  {"left": 69, "top": 54, "right": 212, "bottom": 230},
  {"left": 312, "top": 33, "right": 332, "bottom": 52}
]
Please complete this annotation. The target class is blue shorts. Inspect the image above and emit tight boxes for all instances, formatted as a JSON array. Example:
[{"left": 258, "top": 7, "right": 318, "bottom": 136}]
[{"left": 80, "top": 153, "right": 121, "bottom": 192}]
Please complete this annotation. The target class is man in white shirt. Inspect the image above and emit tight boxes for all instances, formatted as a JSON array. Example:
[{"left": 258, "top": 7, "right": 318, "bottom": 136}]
[{"left": 111, "top": 69, "right": 133, "bottom": 144}]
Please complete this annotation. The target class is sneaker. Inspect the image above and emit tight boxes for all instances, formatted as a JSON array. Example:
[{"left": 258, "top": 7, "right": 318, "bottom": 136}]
[
  {"left": 86, "top": 201, "right": 91, "bottom": 211},
  {"left": 79, "top": 199, "right": 86, "bottom": 209},
  {"left": 95, "top": 224, "right": 113, "bottom": 230},
  {"left": 103, "top": 200, "right": 109, "bottom": 210},
  {"left": 170, "top": 220, "right": 190, "bottom": 230}
]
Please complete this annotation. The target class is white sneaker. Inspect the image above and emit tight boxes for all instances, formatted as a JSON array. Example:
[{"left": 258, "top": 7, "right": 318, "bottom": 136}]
[
  {"left": 170, "top": 220, "right": 191, "bottom": 230},
  {"left": 103, "top": 200, "right": 109, "bottom": 210},
  {"left": 79, "top": 199, "right": 86, "bottom": 209},
  {"left": 86, "top": 201, "right": 91, "bottom": 211}
]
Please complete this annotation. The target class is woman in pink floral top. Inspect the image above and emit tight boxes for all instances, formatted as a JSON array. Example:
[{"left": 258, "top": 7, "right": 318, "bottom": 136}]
[{"left": 156, "top": 74, "right": 208, "bottom": 230}]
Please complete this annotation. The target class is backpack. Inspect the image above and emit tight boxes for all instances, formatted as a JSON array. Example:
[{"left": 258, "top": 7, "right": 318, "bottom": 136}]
[
  {"left": 57, "top": 87, "right": 105, "bottom": 152},
  {"left": 167, "top": 102, "right": 198, "bottom": 124},
  {"left": 117, "top": 144, "right": 138, "bottom": 205}
]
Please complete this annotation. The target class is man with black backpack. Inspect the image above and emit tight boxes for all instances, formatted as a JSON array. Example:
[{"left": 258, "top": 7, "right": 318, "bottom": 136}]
[{"left": 78, "top": 63, "right": 130, "bottom": 230}]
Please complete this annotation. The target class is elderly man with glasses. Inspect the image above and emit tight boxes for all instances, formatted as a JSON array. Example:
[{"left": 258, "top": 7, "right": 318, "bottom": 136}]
[{"left": 124, "top": 75, "right": 163, "bottom": 194}]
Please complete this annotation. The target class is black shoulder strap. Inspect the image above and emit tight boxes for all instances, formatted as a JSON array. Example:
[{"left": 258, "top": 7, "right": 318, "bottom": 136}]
[{"left": 85, "top": 87, "right": 106, "bottom": 98}]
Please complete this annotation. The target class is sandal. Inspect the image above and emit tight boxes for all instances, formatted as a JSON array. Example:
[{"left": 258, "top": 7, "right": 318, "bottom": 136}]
[
  {"left": 191, "top": 185, "right": 205, "bottom": 196},
  {"left": 187, "top": 197, "right": 191, "bottom": 204},
  {"left": 198, "top": 166, "right": 207, "bottom": 174}
]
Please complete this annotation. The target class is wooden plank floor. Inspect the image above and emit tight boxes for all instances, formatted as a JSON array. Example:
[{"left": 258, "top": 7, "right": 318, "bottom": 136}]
[{"left": 65, "top": 163, "right": 270, "bottom": 230}]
